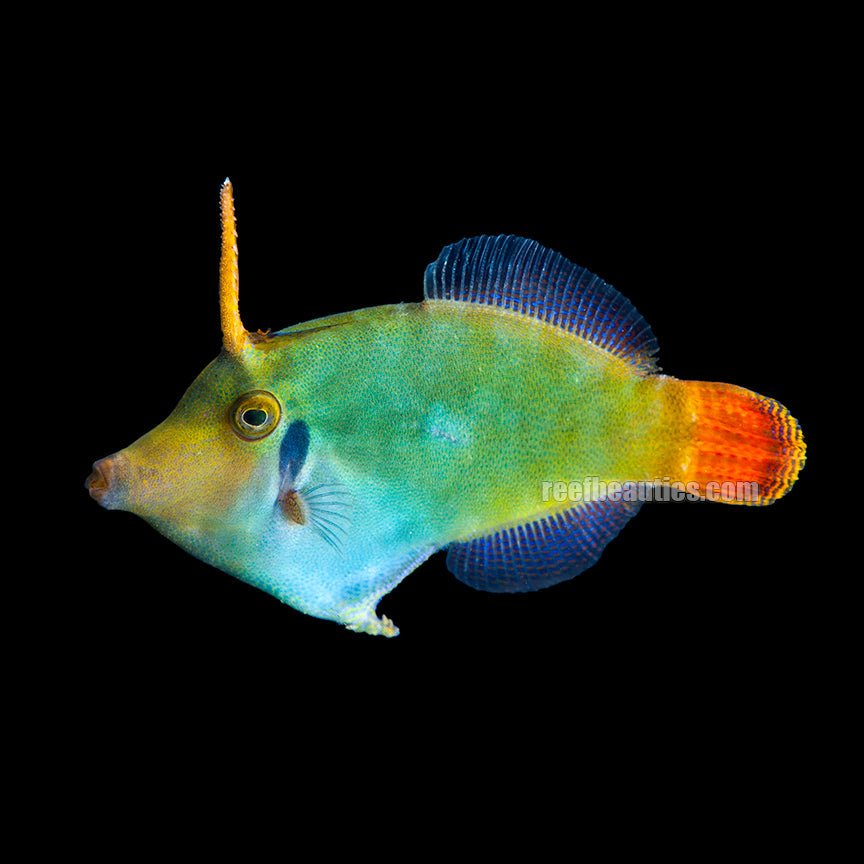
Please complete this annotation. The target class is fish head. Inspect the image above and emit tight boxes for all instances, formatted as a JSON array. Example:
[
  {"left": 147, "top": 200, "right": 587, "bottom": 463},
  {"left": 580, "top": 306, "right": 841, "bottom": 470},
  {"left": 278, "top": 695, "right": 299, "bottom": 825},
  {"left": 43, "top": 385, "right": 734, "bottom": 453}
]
[
  {"left": 85, "top": 332, "right": 400, "bottom": 636},
  {"left": 86, "top": 349, "right": 285, "bottom": 537},
  {"left": 86, "top": 179, "right": 417, "bottom": 636},
  {"left": 87, "top": 178, "right": 283, "bottom": 540},
  {"left": 86, "top": 180, "right": 407, "bottom": 636}
]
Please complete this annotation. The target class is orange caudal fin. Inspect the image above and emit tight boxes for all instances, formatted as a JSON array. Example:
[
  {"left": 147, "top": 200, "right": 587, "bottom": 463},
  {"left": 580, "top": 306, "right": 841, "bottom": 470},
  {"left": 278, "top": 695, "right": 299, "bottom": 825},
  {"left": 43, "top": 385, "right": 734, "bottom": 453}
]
[{"left": 680, "top": 381, "right": 806, "bottom": 505}]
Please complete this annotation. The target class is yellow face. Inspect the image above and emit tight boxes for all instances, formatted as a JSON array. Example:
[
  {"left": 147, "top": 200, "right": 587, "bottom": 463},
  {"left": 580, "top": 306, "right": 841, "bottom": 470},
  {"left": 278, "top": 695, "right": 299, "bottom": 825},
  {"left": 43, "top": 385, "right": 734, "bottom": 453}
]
[{"left": 87, "top": 352, "right": 288, "bottom": 550}]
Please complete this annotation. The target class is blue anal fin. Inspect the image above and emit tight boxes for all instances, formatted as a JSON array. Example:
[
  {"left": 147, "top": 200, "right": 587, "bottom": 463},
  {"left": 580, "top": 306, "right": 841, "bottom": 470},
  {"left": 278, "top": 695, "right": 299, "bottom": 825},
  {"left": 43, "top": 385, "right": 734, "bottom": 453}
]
[{"left": 445, "top": 495, "right": 642, "bottom": 593}]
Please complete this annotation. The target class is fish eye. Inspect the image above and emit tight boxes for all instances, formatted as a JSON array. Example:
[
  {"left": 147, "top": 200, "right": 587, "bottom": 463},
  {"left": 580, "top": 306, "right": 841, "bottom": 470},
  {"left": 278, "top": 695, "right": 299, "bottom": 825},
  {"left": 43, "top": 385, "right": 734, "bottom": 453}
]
[{"left": 230, "top": 390, "right": 282, "bottom": 440}]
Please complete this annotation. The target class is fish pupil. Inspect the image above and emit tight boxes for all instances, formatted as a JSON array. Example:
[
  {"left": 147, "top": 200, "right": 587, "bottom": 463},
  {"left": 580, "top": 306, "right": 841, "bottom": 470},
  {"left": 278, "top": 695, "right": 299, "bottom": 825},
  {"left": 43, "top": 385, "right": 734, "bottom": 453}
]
[{"left": 243, "top": 408, "right": 268, "bottom": 427}]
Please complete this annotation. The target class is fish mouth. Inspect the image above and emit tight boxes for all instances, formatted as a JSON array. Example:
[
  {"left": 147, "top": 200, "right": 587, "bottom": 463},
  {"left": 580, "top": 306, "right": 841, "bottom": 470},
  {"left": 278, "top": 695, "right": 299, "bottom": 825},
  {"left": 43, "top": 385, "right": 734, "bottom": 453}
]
[{"left": 86, "top": 454, "right": 121, "bottom": 508}]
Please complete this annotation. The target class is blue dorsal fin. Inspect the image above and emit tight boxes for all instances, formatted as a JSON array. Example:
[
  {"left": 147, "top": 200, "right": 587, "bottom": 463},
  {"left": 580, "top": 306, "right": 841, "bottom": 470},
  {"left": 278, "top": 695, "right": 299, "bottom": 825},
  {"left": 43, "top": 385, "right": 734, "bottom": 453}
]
[
  {"left": 424, "top": 235, "right": 659, "bottom": 373},
  {"left": 445, "top": 494, "right": 642, "bottom": 593}
]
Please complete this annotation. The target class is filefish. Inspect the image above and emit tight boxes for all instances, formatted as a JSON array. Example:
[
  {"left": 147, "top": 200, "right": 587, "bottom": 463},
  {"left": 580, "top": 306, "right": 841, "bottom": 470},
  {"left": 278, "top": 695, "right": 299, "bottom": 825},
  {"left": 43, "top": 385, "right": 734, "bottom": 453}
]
[{"left": 86, "top": 180, "right": 806, "bottom": 636}]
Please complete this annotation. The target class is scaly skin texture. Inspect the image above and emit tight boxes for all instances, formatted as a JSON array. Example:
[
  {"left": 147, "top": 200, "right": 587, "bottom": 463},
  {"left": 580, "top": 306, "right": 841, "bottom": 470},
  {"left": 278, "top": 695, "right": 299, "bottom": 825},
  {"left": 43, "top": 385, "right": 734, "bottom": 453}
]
[
  {"left": 268, "top": 300, "right": 687, "bottom": 532},
  {"left": 99, "top": 300, "right": 692, "bottom": 633}
]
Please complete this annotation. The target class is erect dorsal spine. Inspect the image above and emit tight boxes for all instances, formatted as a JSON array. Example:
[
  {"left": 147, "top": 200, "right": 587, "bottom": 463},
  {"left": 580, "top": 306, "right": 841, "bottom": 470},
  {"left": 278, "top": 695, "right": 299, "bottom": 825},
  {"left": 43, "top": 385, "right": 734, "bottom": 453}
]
[{"left": 219, "top": 178, "right": 251, "bottom": 354}]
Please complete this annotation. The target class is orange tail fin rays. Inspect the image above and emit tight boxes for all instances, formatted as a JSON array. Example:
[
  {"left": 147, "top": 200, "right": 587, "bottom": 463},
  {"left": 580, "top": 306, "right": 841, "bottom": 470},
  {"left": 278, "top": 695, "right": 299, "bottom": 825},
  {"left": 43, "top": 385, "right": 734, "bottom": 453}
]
[
  {"left": 219, "top": 178, "right": 252, "bottom": 354},
  {"left": 680, "top": 381, "right": 806, "bottom": 505}
]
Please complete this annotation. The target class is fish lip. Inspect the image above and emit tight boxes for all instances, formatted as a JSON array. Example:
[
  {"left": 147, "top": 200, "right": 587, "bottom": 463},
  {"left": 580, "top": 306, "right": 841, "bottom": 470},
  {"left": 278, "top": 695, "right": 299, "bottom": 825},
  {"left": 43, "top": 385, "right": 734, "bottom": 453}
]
[{"left": 86, "top": 456, "right": 116, "bottom": 507}]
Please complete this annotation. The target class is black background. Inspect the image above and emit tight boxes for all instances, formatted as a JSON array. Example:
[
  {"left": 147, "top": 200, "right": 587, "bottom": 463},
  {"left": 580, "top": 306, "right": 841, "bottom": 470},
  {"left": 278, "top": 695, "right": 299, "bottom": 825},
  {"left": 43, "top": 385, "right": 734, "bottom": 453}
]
[
  {"left": 57, "top": 65, "right": 837, "bottom": 820},
  {"left": 73, "top": 153, "right": 820, "bottom": 689},
  {"left": 1, "top": 2, "right": 847, "bottom": 850}
]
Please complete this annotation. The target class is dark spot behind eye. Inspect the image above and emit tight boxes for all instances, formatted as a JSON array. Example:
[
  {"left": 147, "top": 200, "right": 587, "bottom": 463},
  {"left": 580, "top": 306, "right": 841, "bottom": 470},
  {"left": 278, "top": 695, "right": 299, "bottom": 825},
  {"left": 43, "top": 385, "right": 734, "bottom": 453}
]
[{"left": 279, "top": 420, "right": 311, "bottom": 480}]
